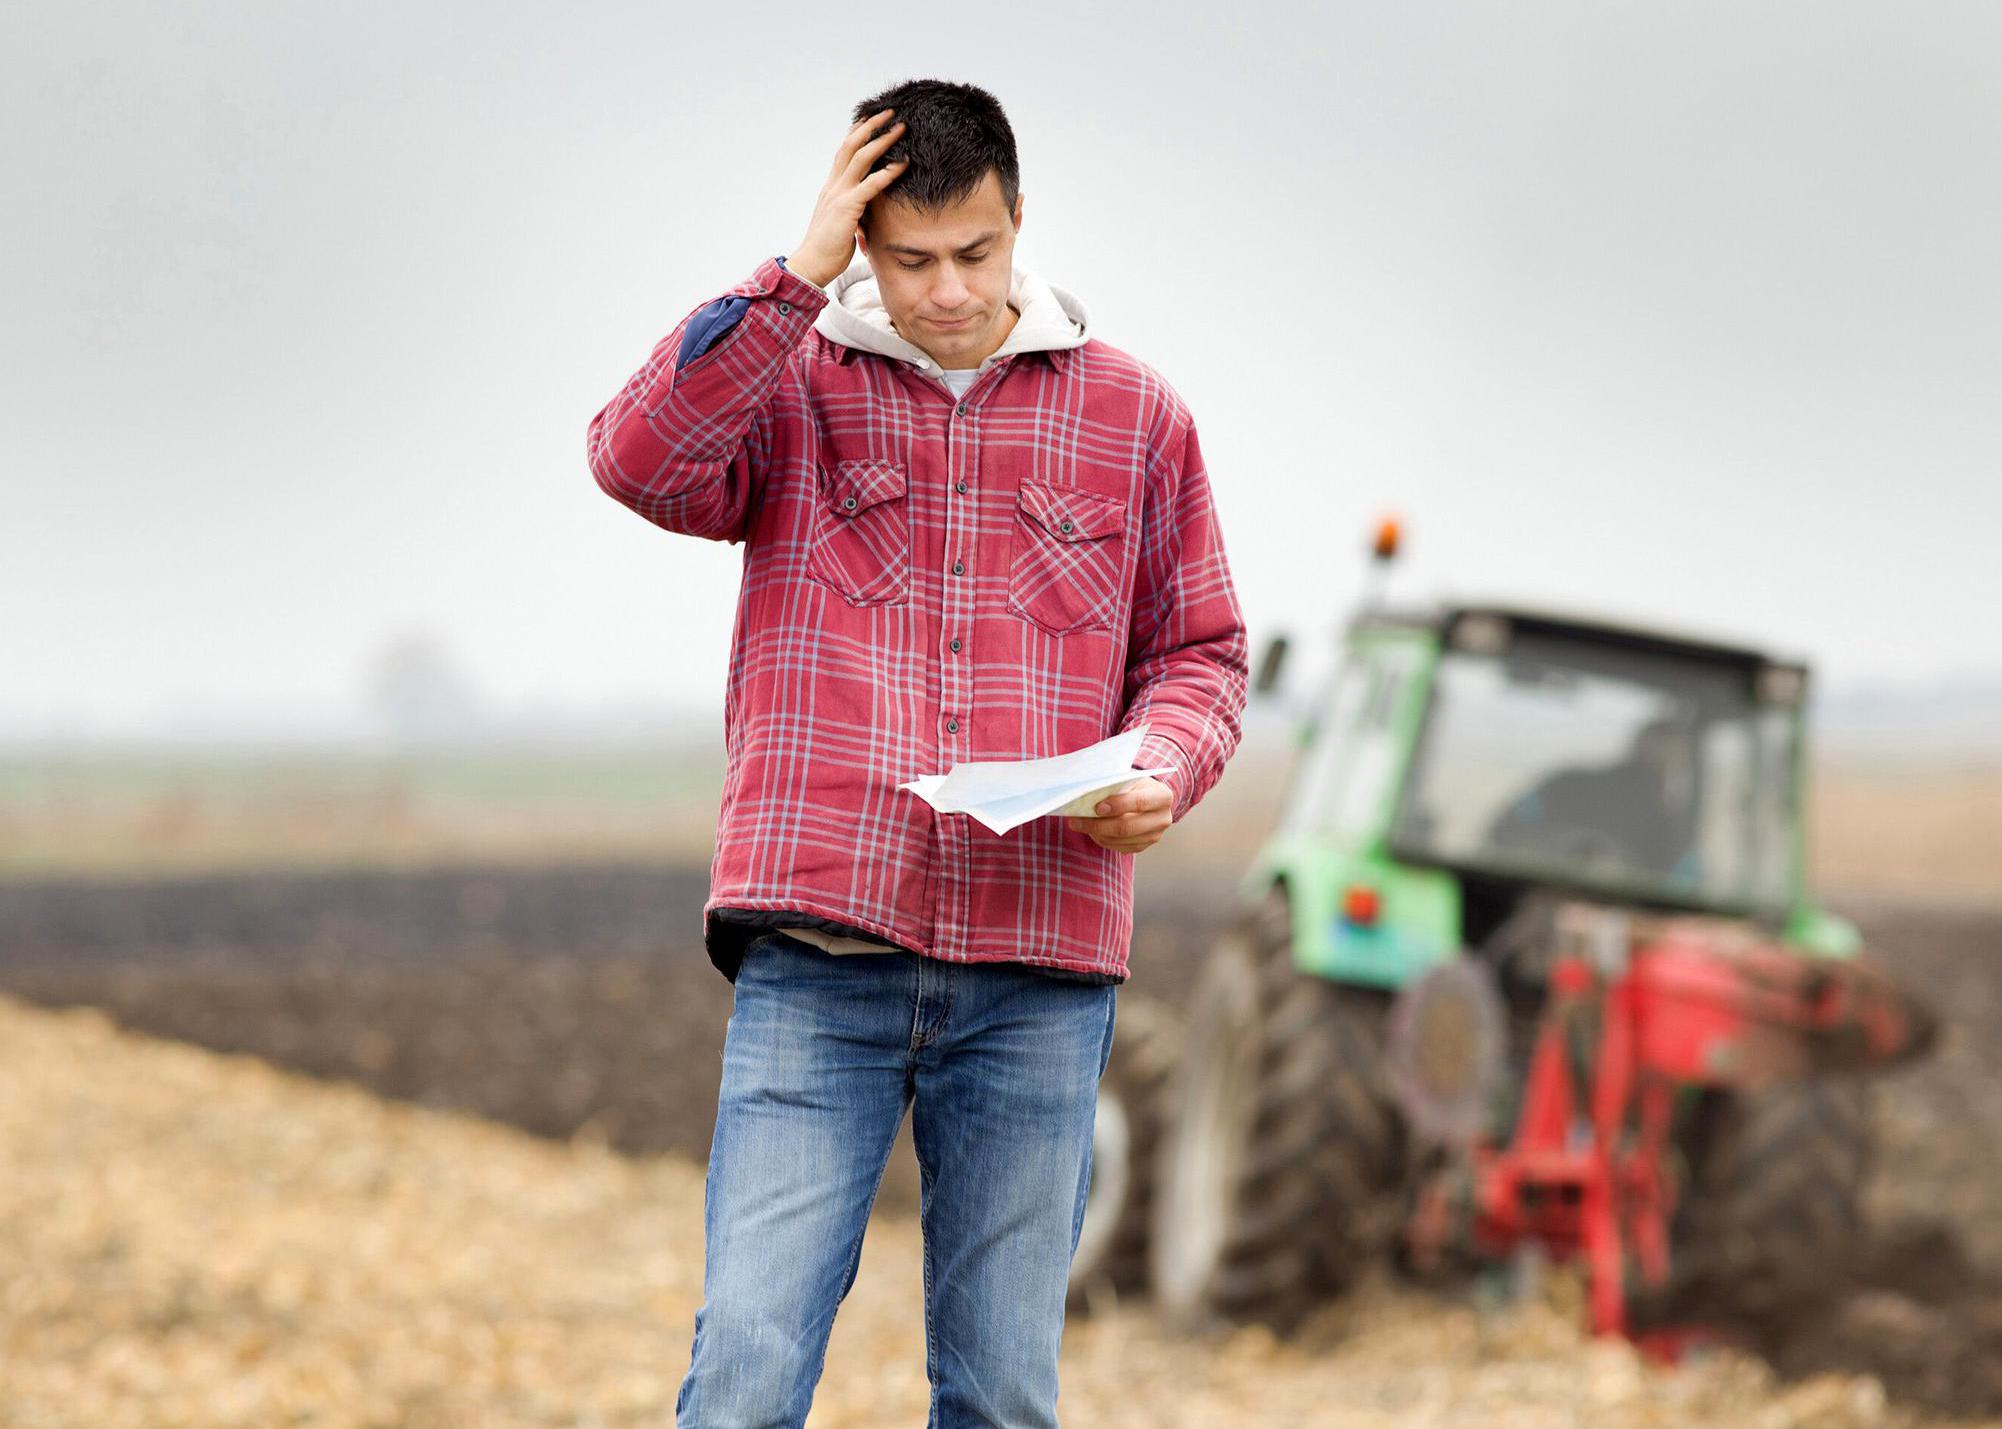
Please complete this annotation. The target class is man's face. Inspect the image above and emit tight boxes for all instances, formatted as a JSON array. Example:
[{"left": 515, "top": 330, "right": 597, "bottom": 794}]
[
  {"left": 857, "top": 169, "right": 1024, "bottom": 370},
  {"left": 1634, "top": 723, "right": 1695, "bottom": 805}
]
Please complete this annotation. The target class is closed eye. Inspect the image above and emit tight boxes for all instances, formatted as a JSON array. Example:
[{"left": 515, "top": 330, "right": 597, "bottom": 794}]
[{"left": 898, "top": 253, "right": 989, "bottom": 270}]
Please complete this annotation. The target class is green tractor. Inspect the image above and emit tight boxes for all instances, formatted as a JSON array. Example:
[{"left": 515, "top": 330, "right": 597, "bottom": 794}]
[{"left": 1069, "top": 523, "right": 1935, "bottom": 1349}]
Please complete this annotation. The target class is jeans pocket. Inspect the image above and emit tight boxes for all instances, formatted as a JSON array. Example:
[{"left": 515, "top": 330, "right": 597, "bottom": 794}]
[
  {"left": 1005, "top": 479, "right": 1127, "bottom": 636},
  {"left": 807, "top": 458, "right": 911, "bottom": 606}
]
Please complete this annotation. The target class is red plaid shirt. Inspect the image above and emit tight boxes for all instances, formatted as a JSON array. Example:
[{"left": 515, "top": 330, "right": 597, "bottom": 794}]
[{"left": 587, "top": 254, "right": 1247, "bottom": 983}]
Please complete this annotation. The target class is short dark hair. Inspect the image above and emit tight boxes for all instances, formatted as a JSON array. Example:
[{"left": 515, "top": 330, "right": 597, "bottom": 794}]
[{"left": 850, "top": 78, "right": 1020, "bottom": 230}]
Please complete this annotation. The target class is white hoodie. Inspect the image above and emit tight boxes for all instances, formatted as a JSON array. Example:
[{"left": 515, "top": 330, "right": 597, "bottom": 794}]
[{"left": 802, "top": 251, "right": 1092, "bottom": 385}]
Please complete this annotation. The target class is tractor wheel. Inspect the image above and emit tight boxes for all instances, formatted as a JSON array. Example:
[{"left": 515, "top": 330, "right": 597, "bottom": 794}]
[
  {"left": 1150, "top": 888, "right": 1406, "bottom": 1335},
  {"left": 1632, "top": 1076, "right": 1875, "bottom": 1331},
  {"left": 1067, "top": 991, "right": 1185, "bottom": 1312}
]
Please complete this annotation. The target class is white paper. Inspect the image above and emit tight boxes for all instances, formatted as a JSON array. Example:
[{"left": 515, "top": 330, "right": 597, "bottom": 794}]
[{"left": 898, "top": 723, "right": 1174, "bottom": 836}]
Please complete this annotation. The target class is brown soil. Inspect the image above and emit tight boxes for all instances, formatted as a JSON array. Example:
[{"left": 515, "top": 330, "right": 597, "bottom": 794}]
[
  {"left": 0, "top": 863, "right": 1998, "bottom": 1422},
  {"left": 0, "top": 989, "right": 1970, "bottom": 1429}
]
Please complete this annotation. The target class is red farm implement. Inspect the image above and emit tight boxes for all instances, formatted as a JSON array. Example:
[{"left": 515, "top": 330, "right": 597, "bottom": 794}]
[{"left": 1398, "top": 904, "right": 1938, "bottom": 1356}]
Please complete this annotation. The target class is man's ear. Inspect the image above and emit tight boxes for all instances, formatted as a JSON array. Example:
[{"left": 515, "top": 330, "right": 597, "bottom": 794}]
[{"left": 1012, "top": 192, "right": 1024, "bottom": 232}]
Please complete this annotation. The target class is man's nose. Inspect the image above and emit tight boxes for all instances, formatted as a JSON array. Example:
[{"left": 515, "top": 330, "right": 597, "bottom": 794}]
[{"left": 933, "top": 266, "right": 971, "bottom": 308}]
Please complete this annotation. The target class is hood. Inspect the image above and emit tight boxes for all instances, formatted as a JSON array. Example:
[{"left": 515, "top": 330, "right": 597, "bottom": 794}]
[{"left": 811, "top": 252, "right": 1090, "bottom": 378}]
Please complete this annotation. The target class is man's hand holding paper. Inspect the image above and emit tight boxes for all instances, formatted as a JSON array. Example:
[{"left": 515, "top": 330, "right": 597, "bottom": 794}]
[
  {"left": 897, "top": 724, "right": 1177, "bottom": 847},
  {"left": 1064, "top": 773, "right": 1175, "bottom": 854}
]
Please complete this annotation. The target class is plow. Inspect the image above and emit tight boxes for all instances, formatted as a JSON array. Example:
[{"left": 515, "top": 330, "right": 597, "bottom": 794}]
[{"left": 1393, "top": 902, "right": 1936, "bottom": 1355}]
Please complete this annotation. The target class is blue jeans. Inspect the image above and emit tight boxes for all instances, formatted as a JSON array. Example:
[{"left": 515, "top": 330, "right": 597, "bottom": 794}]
[{"left": 674, "top": 929, "right": 1118, "bottom": 1428}]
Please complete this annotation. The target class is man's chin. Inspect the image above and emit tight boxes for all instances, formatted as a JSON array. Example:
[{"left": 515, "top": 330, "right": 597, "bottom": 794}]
[{"left": 923, "top": 328, "right": 980, "bottom": 357}]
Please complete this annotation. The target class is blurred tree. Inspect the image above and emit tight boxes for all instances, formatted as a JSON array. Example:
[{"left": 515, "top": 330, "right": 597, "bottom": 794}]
[{"left": 365, "top": 633, "right": 485, "bottom": 744}]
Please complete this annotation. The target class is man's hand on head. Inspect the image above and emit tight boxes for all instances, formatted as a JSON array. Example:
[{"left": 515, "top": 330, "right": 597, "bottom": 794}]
[
  {"left": 1066, "top": 776, "right": 1175, "bottom": 854},
  {"left": 787, "top": 109, "right": 909, "bottom": 289}
]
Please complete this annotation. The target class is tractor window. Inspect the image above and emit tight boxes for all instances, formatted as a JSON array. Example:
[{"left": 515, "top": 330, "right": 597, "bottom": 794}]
[
  {"left": 1284, "top": 642, "right": 1420, "bottom": 844},
  {"left": 1389, "top": 634, "right": 1796, "bottom": 912},
  {"left": 1696, "top": 706, "right": 1798, "bottom": 904},
  {"left": 1280, "top": 659, "right": 1368, "bottom": 839}
]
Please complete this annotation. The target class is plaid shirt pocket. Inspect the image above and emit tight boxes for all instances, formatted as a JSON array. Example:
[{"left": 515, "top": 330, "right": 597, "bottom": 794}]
[
  {"left": 1006, "top": 479, "right": 1129, "bottom": 636},
  {"left": 808, "top": 458, "right": 912, "bottom": 606}
]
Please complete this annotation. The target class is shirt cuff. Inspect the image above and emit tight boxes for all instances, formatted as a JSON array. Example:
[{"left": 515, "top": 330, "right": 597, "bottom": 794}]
[
  {"left": 776, "top": 253, "right": 828, "bottom": 294},
  {"left": 1136, "top": 730, "right": 1192, "bottom": 822}
]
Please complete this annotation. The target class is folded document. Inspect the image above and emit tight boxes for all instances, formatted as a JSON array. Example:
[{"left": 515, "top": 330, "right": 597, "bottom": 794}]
[{"left": 898, "top": 724, "right": 1173, "bottom": 837}]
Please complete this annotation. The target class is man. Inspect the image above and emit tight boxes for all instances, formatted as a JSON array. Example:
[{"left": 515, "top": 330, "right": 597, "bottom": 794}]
[
  {"left": 1487, "top": 714, "right": 1702, "bottom": 880},
  {"left": 586, "top": 78, "right": 1247, "bottom": 1427}
]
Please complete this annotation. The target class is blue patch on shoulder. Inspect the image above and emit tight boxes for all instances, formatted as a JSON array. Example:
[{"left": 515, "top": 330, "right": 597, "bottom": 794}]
[{"left": 677, "top": 295, "right": 751, "bottom": 367}]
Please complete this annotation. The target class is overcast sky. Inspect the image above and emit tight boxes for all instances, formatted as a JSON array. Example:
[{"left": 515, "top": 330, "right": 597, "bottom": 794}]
[{"left": 4, "top": 1, "right": 1998, "bottom": 742}]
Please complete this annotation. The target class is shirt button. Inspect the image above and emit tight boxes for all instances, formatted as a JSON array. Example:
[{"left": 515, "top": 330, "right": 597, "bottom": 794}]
[
  {"left": 946, "top": 717, "right": 959, "bottom": 733},
  {"left": 952, "top": 559, "right": 964, "bottom": 575},
  {"left": 1059, "top": 518, "right": 1073, "bottom": 533},
  {"left": 778, "top": 301, "right": 791, "bottom": 314},
  {"left": 843, "top": 495, "right": 857, "bottom": 511},
  {"left": 956, "top": 403, "right": 968, "bottom": 415},
  {"left": 950, "top": 637, "right": 962, "bottom": 652},
  {"left": 954, "top": 480, "right": 968, "bottom": 494}
]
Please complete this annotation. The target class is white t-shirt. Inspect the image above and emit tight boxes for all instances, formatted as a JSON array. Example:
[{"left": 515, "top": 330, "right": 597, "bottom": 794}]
[
  {"left": 939, "top": 365, "right": 979, "bottom": 396},
  {"left": 778, "top": 923, "right": 899, "bottom": 956}
]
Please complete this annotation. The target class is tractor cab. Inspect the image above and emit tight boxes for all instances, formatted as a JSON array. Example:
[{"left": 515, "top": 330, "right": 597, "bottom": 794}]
[{"left": 1245, "top": 599, "right": 1860, "bottom": 994}]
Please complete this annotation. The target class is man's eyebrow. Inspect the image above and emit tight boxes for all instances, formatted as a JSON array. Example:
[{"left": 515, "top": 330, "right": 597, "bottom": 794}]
[{"left": 883, "top": 230, "right": 1002, "bottom": 258}]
